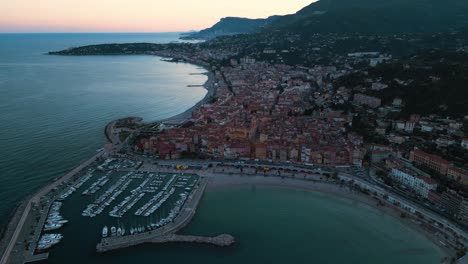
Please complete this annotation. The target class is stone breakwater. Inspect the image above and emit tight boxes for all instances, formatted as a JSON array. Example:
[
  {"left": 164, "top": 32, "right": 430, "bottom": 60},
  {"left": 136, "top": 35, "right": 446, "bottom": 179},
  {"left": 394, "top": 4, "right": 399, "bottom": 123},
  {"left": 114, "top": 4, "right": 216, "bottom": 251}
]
[{"left": 150, "top": 234, "right": 235, "bottom": 247}]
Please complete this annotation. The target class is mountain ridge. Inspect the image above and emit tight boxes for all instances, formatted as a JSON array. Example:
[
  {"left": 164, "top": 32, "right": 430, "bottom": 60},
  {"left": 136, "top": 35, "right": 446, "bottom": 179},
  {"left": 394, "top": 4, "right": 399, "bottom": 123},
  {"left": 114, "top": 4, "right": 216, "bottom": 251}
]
[
  {"left": 181, "top": 16, "right": 280, "bottom": 40},
  {"left": 184, "top": 0, "right": 468, "bottom": 40}
]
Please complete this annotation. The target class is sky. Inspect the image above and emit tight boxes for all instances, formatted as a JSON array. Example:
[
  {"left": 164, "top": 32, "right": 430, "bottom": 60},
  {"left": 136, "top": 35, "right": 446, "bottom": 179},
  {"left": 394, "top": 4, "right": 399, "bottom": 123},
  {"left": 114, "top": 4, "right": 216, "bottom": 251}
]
[{"left": 0, "top": 0, "right": 314, "bottom": 33}]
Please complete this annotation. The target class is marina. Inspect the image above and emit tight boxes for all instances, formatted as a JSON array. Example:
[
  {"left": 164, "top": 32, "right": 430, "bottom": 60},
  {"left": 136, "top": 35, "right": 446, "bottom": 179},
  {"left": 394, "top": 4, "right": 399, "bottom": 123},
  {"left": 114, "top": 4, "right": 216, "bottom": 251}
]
[
  {"left": 18, "top": 153, "right": 212, "bottom": 262},
  {"left": 96, "top": 177, "right": 209, "bottom": 252}
]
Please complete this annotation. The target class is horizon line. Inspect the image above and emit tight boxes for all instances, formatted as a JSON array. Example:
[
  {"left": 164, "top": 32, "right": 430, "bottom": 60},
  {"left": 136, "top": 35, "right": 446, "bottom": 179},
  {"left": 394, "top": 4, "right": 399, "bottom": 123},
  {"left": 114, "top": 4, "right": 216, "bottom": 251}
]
[{"left": 0, "top": 31, "right": 194, "bottom": 34}]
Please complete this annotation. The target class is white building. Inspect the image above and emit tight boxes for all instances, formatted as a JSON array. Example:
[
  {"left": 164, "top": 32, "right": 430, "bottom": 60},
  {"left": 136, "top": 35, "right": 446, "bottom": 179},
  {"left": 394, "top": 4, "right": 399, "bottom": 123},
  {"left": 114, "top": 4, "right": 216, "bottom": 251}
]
[
  {"left": 391, "top": 168, "right": 438, "bottom": 198},
  {"left": 461, "top": 138, "right": 468, "bottom": 150},
  {"left": 301, "top": 146, "right": 311, "bottom": 162}
]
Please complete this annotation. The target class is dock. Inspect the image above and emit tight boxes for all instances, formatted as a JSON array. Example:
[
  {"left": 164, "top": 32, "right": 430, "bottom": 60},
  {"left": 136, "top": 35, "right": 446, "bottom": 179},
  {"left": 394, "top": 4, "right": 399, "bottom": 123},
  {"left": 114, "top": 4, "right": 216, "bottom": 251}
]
[
  {"left": 24, "top": 253, "right": 48, "bottom": 263},
  {"left": 96, "top": 178, "right": 231, "bottom": 252}
]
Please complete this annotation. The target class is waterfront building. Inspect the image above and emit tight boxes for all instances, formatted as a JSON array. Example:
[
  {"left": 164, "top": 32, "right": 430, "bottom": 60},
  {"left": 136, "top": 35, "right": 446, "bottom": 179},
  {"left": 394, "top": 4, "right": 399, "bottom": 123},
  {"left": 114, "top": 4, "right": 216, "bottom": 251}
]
[{"left": 391, "top": 168, "right": 438, "bottom": 198}]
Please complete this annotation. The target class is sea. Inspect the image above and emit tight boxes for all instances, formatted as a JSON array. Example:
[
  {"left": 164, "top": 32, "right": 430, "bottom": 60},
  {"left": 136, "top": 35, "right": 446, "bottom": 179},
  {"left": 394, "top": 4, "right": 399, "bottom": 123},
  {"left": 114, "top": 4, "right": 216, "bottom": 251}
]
[{"left": 0, "top": 33, "right": 443, "bottom": 263}]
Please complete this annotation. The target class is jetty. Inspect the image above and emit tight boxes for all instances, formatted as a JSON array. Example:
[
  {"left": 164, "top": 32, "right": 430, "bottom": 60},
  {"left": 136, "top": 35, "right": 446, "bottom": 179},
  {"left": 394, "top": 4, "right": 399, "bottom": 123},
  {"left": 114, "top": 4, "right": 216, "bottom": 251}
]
[
  {"left": 147, "top": 234, "right": 234, "bottom": 247},
  {"left": 24, "top": 253, "right": 48, "bottom": 263},
  {"left": 96, "top": 178, "right": 233, "bottom": 252}
]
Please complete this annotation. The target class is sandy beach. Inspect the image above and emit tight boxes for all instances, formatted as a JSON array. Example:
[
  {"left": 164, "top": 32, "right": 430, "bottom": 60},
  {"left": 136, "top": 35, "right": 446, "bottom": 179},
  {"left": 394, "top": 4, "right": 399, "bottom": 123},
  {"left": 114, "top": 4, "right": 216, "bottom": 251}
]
[{"left": 158, "top": 60, "right": 215, "bottom": 123}]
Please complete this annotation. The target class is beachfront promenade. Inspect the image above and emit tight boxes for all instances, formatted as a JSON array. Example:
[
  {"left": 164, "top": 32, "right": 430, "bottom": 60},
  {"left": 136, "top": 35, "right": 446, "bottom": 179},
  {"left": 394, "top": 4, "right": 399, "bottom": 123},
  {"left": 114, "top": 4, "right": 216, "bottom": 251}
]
[{"left": 96, "top": 178, "right": 219, "bottom": 252}]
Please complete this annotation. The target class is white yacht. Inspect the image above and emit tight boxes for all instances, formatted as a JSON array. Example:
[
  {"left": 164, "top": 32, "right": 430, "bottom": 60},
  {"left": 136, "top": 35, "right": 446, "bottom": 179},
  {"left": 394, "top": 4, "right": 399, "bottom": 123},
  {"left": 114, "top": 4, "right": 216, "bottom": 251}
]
[{"left": 102, "top": 226, "right": 108, "bottom": 238}]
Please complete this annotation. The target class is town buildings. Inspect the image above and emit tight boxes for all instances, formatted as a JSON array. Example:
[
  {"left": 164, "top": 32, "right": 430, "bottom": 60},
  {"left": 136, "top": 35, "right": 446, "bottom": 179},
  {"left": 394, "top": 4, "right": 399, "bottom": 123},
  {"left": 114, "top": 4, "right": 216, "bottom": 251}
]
[
  {"left": 391, "top": 168, "right": 438, "bottom": 198},
  {"left": 136, "top": 62, "right": 363, "bottom": 167},
  {"left": 410, "top": 148, "right": 450, "bottom": 175},
  {"left": 353, "top": 93, "right": 382, "bottom": 108}
]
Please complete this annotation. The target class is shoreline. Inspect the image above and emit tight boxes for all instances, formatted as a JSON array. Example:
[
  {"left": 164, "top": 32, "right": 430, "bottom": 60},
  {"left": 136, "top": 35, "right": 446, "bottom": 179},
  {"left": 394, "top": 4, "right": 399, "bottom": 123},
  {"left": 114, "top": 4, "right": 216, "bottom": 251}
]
[
  {"left": 0, "top": 55, "right": 214, "bottom": 263},
  {"left": 157, "top": 59, "right": 214, "bottom": 124},
  {"left": 203, "top": 173, "right": 454, "bottom": 261},
  {"left": 0, "top": 52, "right": 461, "bottom": 263}
]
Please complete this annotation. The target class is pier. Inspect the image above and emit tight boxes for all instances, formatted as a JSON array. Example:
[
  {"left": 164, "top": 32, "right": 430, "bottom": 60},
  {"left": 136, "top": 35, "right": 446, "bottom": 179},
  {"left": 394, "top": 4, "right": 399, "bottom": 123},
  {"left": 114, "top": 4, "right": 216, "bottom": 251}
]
[
  {"left": 96, "top": 178, "right": 230, "bottom": 252},
  {"left": 24, "top": 253, "right": 48, "bottom": 263}
]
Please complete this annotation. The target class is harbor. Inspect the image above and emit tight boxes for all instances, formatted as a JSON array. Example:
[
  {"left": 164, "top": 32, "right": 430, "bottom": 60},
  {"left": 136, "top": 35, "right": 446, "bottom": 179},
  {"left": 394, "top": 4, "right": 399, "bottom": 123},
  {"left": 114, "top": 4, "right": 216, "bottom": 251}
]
[
  {"left": 96, "top": 177, "right": 212, "bottom": 252},
  {"left": 0, "top": 145, "right": 228, "bottom": 264},
  {"left": 43, "top": 156, "right": 213, "bottom": 253}
]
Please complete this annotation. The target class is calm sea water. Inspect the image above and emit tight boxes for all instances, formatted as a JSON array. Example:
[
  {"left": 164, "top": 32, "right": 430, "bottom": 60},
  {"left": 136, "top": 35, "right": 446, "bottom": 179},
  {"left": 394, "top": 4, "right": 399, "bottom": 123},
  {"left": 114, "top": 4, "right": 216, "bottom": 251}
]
[
  {"left": 0, "top": 33, "right": 207, "bottom": 225},
  {"left": 46, "top": 186, "right": 443, "bottom": 264},
  {"left": 0, "top": 34, "right": 443, "bottom": 263}
]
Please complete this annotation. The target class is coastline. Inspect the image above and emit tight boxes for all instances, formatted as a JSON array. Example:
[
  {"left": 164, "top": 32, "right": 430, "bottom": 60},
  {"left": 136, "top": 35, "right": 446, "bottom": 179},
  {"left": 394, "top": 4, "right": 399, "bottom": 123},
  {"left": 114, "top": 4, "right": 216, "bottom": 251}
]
[
  {"left": 158, "top": 60, "right": 214, "bottom": 124},
  {"left": 204, "top": 173, "right": 453, "bottom": 261},
  {"left": 0, "top": 51, "right": 460, "bottom": 264},
  {"left": 0, "top": 56, "right": 213, "bottom": 263}
]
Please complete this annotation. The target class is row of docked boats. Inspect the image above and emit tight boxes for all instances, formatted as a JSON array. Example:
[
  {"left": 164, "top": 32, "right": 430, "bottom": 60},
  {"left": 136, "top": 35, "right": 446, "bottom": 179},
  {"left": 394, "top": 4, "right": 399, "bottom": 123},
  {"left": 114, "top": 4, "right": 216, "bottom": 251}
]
[
  {"left": 96, "top": 158, "right": 115, "bottom": 171},
  {"left": 131, "top": 173, "right": 154, "bottom": 194},
  {"left": 134, "top": 191, "right": 163, "bottom": 216},
  {"left": 108, "top": 173, "right": 158, "bottom": 218},
  {"left": 82, "top": 172, "right": 110, "bottom": 196},
  {"left": 57, "top": 169, "right": 95, "bottom": 201},
  {"left": 37, "top": 202, "right": 67, "bottom": 251},
  {"left": 44, "top": 202, "right": 68, "bottom": 231},
  {"left": 109, "top": 192, "right": 145, "bottom": 218},
  {"left": 37, "top": 234, "right": 63, "bottom": 250},
  {"left": 162, "top": 174, "right": 177, "bottom": 191},
  {"left": 108, "top": 191, "right": 189, "bottom": 238},
  {"left": 155, "top": 192, "right": 188, "bottom": 226},
  {"left": 74, "top": 169, "right": 95, "bottom": 189},
  {"left": 138, "top": 187, "right": 175, "bottom": 217},
  {"left": 82, "top": 173, "right": 132, "bottom": 217},
  {"left": 102, "top": 225, "right": 126, "bottom": 237}
]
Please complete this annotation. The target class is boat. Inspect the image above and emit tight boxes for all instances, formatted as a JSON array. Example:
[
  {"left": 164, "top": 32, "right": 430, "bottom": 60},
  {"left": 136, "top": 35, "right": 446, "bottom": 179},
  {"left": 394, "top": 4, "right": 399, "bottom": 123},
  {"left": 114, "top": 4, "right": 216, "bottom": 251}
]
[
  {"left": 121, "top": 227, "right": 125, "bottom": 236},
  {"left": 102, "top": 226, "right": 108, "bottom": 238},
  {"left": 117, "top": 227, "right": 122, "bottom": 236},
  {"left": 111, "top": 226, "right": 116, "bottom": 236},
  {"left": 37, "top": 234, "right": 63, "bottom": 250}
]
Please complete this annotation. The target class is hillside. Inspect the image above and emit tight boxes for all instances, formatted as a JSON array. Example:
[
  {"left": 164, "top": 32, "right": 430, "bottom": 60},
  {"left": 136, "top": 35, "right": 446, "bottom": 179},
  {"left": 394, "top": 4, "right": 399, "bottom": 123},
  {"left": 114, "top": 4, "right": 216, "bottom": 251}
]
[
  {"left": 267, "top": 0, "right": 468, "bottom": 35},
  {"left": 181, "top": 16, "right": 279, "bottom": 40}
]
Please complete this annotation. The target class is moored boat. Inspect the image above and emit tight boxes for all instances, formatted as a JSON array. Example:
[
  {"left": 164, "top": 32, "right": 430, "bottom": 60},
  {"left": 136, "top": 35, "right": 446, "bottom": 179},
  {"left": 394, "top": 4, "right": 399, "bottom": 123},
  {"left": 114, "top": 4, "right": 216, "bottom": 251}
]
[{"left": 102, "top": 226, "right": 108, "bottom": 238}]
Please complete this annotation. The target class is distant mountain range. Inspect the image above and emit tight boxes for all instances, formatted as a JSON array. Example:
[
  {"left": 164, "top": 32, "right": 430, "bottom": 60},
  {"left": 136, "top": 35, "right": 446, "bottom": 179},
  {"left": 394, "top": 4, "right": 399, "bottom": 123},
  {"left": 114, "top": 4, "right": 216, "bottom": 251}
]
[
  {"left": 183, "top": 0, "right": 468, "bottom": 40},
  {"left": 181, "top": 16, "right": 279, "bottom": 40}
]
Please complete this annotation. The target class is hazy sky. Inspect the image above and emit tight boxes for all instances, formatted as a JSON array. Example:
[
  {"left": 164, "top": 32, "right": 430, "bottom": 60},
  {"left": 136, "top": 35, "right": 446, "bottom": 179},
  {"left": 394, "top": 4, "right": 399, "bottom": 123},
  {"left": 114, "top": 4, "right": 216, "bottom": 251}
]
[{"left": 0, "top": 0, "right": 314, "bottom": 33}]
